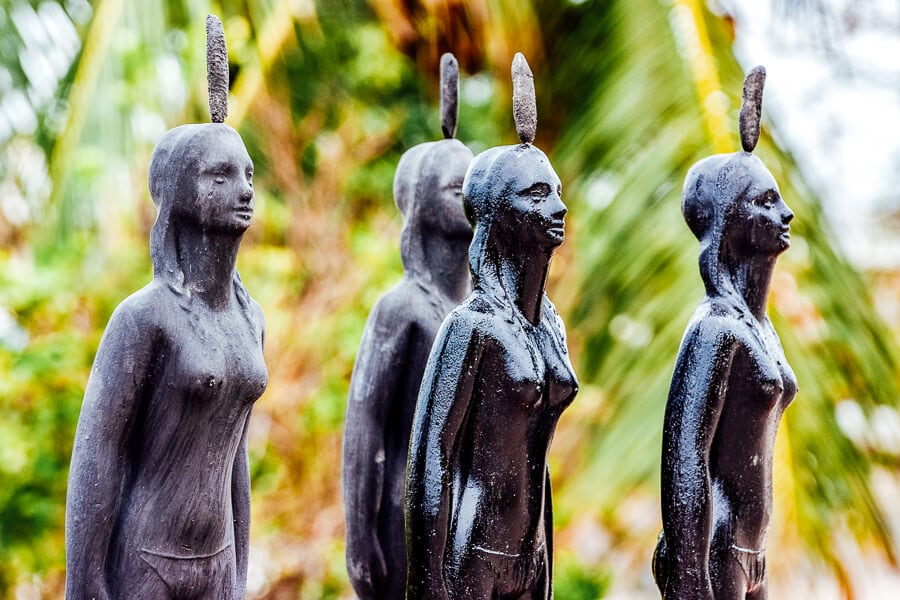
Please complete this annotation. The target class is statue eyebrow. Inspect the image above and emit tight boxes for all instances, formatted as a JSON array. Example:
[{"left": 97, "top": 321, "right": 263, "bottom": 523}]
[
  {"left": 747, "top": 188, "right": 777, "bottom": 205},
  {"left": 203, "top": 161, "right": 236, "bottom": 174}
]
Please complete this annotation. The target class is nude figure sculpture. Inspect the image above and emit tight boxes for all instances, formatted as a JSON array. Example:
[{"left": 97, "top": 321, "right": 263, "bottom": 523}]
[
  {"left": 653, "top": 67, "right": 798, "bottom": 600},
  {"left": 405, "top": 53, "right": 578, "bottom": 600},
  {"left": 342, "top": 53, "right": 474, "bottom": 600},
  {"left": 65, "top": 16, "right": 267, "bottom": 599}
]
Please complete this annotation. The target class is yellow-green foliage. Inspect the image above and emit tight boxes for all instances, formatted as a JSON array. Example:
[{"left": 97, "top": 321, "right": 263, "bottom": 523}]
[{"left": 0, "top": 0, "right": 898, "bottom": 598}]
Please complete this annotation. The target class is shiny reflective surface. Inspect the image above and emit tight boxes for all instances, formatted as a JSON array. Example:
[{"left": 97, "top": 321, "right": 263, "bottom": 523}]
[
  {"left": 405, "top": 142, "right": 577, "bottom": 600},
  {"left": 654, "top": 69, "right": 798, "bottom": 599}
]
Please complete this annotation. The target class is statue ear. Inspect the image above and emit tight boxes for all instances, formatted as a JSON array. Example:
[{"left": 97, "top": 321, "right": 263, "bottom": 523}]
[
  {"left": 440, "top": 53, "right": 459, "bottom": 140},
  {"left": 206, "top": 14, "right": 229, "bottom": 123},
  {"left": 739, "top": 66, "right": 766, "bottom": 153}
]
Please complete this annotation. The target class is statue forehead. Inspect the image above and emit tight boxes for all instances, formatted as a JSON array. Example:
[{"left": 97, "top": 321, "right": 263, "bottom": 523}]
[
  {"left": 196, "top": 128, "right": 252, "bottom": 168},
  {"left": 729, "top": 154, "right": 779, "bottom": 199},
  {"left": 468, "top": 147, "right": 559, "bottom": 194},
  {"left": 503, "top": 151, "right": 560, "bottom": 189},
  {"left": 436, "top": 143, "right": 472, "bottom": 179},
  {"left": 687, "top": 153, "right": 778, "bottom": 200}
]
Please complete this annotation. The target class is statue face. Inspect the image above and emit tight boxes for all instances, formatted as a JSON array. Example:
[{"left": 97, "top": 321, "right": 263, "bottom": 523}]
[
  {"left": 729, "top": 162, "right": 793, "bottom": 256},
  {"left": 176, "top": 129, "right": 254, "bottom": 233},
  {"left": 502, "top": 157, "right": 566, "bottom": 250},
  {"left": 420, "top": 144, "right": 472, "bottom": 238}
]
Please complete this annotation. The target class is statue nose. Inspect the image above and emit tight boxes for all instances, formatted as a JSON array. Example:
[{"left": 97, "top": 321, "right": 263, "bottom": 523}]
[
  {"left": 782, "top": 207, "right": 794, "bottom": 224},
  {"left": 552, "top": 200, "right": 567, "bottom": 220}
]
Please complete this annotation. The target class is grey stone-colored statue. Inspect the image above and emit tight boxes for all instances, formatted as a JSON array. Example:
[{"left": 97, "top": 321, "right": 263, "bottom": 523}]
[
  {"left": 653, "top": 66, "right": 798, "bottom": 600},
  {"left": 405, "top": 53, "right": 578, "bottom": 600},
  {"left": 342, "top": 53, "right": 474, "bottom": 600},
  {"left": 65, "top": 16, "right": 267, "bottom": 599}
]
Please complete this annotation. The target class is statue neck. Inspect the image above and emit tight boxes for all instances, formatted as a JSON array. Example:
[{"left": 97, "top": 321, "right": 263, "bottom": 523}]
[
  {"left": 729, "top": 254, "right": 776, "bottom": 322},
  {"left": 497, "top": 247, "right": 551, "bottom": 325},
  {"left": 417, "top": 232, "right": 472, "bottom": 304},
  {"left": 171, "top": 224, "right": 242, "bottom": 309}
]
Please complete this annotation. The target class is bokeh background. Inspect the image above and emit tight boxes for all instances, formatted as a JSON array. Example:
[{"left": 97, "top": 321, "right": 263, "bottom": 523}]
[{"left": 1, "top": 0, "right": 899, "bottom": 598}]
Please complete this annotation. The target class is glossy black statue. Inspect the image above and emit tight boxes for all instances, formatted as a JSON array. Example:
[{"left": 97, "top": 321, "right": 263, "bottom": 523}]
[
  {"left": 653, "top": 67, "right": 797, "bottom": 600},
  {"left": 342, "top": 53, "right": 473, "bottom": 600},
  {"left": 405, "top": 53, "right": 578, "bottom": 600},
  {"left": 65, "top": 16, "right": 267, "bottom": 599}
]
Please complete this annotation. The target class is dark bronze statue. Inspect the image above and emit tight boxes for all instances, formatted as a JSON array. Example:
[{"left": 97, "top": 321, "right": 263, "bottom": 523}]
[
  {"left": 65, "top": 16, "right": 267, "bottom": 599},
  {"left": 342, "top": 53, "right": 474, "bottom": 600},
  {"left": 405, "top": 53, "right": 578, "bottom": 600},
  {"left": 653, "top": 67, "right": 798, "bottom": 600}
]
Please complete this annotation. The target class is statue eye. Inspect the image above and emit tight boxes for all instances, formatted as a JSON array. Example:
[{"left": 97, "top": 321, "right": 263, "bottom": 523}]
[
  {"left": 754, "top": 191, "right": 776, "bottom": 207},
  {"left": 521, "top": 183, "right": 551, "bottom": 200},
  {"left": 214, "top": 175, "right": 226, "bottom": 184},
  {"left": 443, "top": 182, "right": 463, "bottom": 196}
]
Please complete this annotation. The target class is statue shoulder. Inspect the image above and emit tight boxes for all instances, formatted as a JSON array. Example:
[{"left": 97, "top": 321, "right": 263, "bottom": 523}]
[
  {"left": 109, "top": 282, "right": 171, "bottom": 333},
  {"left": 682, "top": 300, "right": 745, "bottom": 349},
  {"left": 364, "top": 285, "right": 420, "bottom": 335},
  {"left": 447, "top": 293, "right": 509, "bottom": 341}
]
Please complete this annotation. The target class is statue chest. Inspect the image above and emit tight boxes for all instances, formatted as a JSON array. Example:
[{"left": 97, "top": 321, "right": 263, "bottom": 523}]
[
  {"left": 158, "top": 309, "right": 268, "bottom": 405},
  {"left": 494, "top": 324, "right": 578, "bottom": 414}
]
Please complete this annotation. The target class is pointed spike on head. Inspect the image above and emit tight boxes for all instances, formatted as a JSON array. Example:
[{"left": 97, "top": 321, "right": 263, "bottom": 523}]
[
  {"left": 739, "top": 65, "right": 766, "bottom": 152},
  {"left": 206, "top": 14, "right": 229, "bottom": 123},
  {"left": 511, "top": 52, "right": 536, "bottom": 145},
  {"left": 440, "top": 53, "right": 459, "bottom": 139}
]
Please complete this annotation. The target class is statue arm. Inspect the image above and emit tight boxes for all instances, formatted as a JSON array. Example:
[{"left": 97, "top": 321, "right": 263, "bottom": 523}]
[
  {"left": 406, "top": 314, "right": 482, "bottom": 600},
  {"left": 544, "top": 467, "right": 554, "bottom": 600},
  {"left": 232, "top": 412, "right": 251, "bottom": 598},
  {"left": 233, "top": 304, "right": 264, "bottom": 597},
  {"left": 65, "top": 301, "right": 157, "bottom": 600},
  {"left": 342, "top": 297, "right": 411, "bottom": 599},
  {"left": 659, "top": 317, "right": 737, "bottom": 600}
]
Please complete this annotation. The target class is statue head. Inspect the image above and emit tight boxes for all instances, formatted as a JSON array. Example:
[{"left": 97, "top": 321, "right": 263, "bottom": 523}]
[
  {"left": 146, "top": 15, "right": 255, "bottom": 299},
  {"left": 462, "top": 53, "right": 567, "bottom": 290},
  {"left": 682, "top": 66, "right": 794, "bottom": 298},
  {"left": 393, "top": 54, "right": 473, "bottom": 278}
]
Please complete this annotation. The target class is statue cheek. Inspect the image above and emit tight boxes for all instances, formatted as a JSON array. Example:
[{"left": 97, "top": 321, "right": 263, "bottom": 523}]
[{"left": 193, "top": 184, "right": 218, "bottom": 223}]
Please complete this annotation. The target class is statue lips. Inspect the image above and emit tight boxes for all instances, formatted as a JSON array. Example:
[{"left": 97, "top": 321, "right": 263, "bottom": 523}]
[
  {"left": 232, "top": 205, "right": 253, "bottom": 223},
  {"left": 779, "top": 226, "right": 790, "bottom": 246},
  {"left": 544, "top": 219, "right": 565, "bottom": 243},
  {"left": 227, "top": 179, "right": 254, "bottom": 228}
]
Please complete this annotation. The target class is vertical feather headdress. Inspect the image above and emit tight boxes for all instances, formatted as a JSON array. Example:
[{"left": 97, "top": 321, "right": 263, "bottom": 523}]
[
  {"left": 440, "top": 53, "right": 459, "bottom": 139},
  {"left": 739, "top": 66, "right": 766, "bottom": 152},
  {"left": 511, "top": 52, "right": 537, "bottom": 145},
  {"left": 206, "top": 14, "right": 229, "bottom": 123}
]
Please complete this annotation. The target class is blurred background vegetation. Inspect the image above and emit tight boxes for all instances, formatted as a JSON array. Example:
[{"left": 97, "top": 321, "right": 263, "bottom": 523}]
[{"left": 1, "top": 0, "right": 898, "bottom": 598}]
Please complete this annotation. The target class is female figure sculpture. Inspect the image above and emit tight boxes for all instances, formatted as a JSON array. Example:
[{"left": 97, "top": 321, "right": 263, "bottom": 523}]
[
  {"left": 65, "top": 16, "right": 267, "bottom": 599},
  {"left": 342, "top": 53, "right": 474, "bottom": 600},
  {"left": 653, "top": 67, "right": 798, "bottom": 600},
  {"left": 405, "top": 53, "right": 578, "bottom": 600}
]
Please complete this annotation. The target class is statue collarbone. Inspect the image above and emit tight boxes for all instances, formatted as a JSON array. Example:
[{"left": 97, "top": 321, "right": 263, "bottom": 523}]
[
  {"left": 466, "top": 292, "right": 576, "bottom": 413},
  {"left": 685, "top": 298, "right": 797, "bottom": 411},
  {"left": 142, "top": 281, "right": 267, "bottom": 398}
]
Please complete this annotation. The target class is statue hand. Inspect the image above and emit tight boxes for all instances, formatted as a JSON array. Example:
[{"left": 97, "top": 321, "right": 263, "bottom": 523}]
[{"left": 346, "top": 534, "right": 387, "bottom": 600}]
